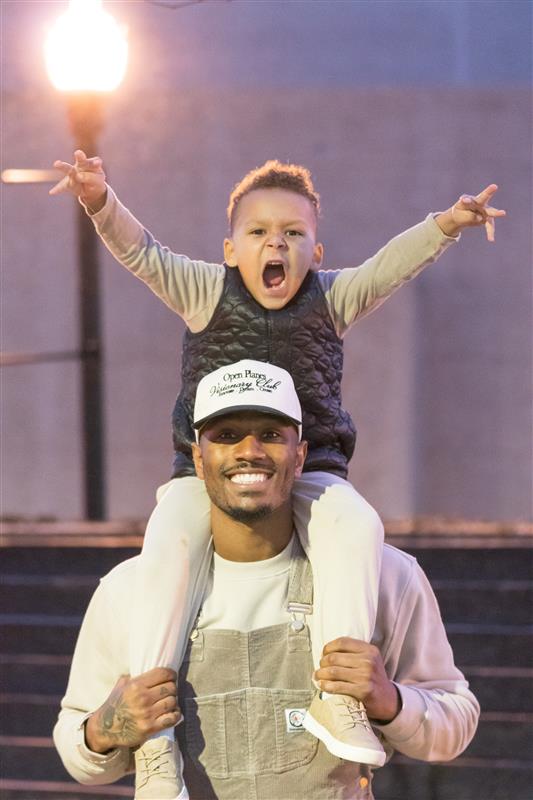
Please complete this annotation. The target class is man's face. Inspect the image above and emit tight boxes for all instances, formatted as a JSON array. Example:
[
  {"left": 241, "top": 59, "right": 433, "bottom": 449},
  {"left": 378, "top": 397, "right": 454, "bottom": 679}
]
[
  {"left": 223, "top": 188, "right": 324, "bottom": 310},
  {"left": 192, "top": 412, "right": 307, "bottom": 523}
]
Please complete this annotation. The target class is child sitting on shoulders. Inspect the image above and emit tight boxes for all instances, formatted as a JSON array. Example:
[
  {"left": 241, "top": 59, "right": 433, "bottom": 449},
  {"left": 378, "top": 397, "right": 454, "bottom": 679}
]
[{"left": 51, "top": 152, "right": 504, "bottom": 800}]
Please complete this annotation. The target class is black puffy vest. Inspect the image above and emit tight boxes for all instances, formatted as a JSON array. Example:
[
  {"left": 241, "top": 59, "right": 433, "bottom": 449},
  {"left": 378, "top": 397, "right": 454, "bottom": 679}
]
[{"left": 171, "top": 266, "right": 356, "bottom": 479}]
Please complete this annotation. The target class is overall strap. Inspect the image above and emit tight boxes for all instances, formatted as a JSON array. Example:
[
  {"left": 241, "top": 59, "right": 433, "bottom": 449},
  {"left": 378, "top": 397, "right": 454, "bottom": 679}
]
[{"left": 286, "top": 536, "right": 313, "bottom": 631}]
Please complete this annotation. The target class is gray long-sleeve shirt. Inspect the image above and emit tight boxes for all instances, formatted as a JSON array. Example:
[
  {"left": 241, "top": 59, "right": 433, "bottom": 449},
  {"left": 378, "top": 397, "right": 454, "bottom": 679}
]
[{"left": 88, "top": 188, "right": 458, "bottom": 337}]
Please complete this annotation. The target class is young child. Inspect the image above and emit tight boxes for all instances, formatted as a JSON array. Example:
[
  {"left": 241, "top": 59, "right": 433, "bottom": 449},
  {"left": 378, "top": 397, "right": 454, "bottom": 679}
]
[{"left": 51, "top": 152, "right": 504, "bottom": 800}]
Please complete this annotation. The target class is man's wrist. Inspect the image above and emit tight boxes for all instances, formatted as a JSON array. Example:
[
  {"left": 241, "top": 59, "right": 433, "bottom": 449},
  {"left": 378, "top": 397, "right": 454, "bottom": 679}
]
[
  {"left": 367, "top": 682, "right": 402, "bottom": 725},
  {"left": 84, "top": 713, "right": 115, "bottom": 754}
]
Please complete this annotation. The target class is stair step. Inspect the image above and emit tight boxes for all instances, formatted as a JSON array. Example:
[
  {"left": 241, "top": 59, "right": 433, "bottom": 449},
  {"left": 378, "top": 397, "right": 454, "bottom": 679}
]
[
  {"left": 462, "top": 666, "right": 533, "bottom": 712},
  {"left": 407, "top": 548, "right": 533, "bottom": 581},
  {"left": 463, "top": 713, "right": 533, "bottom": 760},
  {"left": 372, "top": 756, "right": 533, "bottom": 800},
  {"left": 432, "top": 580, "right": 533, "bottom": 625},
  {"left": 0, "top": 576, "right": 98, "bottom": 615},
  {"left": 0, "top": 655, "right": 72, "bottom": 695},
  {"left": 0, "top": 737, "right": 84, "bottom": 783},
  {"left": 0, "top": 616, "right": 82, "bottom": 655},
  {"left": 1, "top": 695, "right": 61, "bottom": 738},
  {"left": 0, "top": 548, "right": 138, "bottom": 576},
  {"left": 447, "top": 625, "right": 533, "bottom": 667},
  {"left": 0, "top": 737, "right": 135, "bottom": 789},
  {"left": 0, "top": 779, "right": 133, "bottom": 799}
]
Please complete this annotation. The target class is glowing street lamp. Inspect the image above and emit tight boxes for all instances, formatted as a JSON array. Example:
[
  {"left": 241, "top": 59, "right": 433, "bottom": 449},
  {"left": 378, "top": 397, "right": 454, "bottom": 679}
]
[
  {"left": 45, "top": 0, "right": 129, "bottom": 520},
  {"left": 44, "top": 0, "right": 128, "bottom": 93}
]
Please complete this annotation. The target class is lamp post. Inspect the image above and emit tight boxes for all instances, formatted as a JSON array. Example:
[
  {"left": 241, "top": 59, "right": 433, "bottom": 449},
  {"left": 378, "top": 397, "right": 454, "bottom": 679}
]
[{"left": 44, "top": 0, "right": 128, "bottom": 519}]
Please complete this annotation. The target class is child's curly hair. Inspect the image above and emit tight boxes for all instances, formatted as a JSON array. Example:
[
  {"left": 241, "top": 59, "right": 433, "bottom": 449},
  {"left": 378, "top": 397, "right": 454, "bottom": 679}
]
[{"left": 227, "top": 160, "right": 320, "bottom": 231}]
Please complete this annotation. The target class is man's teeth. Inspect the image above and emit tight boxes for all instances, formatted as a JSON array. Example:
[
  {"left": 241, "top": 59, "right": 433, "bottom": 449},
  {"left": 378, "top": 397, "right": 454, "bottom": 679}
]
[{"left": 230, "top": 473, "right": 268, "bottom": 484}]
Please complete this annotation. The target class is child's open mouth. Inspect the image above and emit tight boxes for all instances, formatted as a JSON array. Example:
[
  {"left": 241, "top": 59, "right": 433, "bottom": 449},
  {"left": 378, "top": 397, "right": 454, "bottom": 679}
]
[{"left": 263, "top": 261, "right": 286, "bottom": 289}]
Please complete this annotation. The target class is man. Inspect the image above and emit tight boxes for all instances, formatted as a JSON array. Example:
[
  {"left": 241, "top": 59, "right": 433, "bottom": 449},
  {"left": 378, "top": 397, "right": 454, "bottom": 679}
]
[{"left": 54, "top": 361, "right": 479, "bottom": 799}]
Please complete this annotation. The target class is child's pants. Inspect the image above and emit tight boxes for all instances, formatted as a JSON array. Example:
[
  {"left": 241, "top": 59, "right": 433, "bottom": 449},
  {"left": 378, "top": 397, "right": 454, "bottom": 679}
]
[{"left": 130, "top": 472, "right": 383, "bottom": 737}]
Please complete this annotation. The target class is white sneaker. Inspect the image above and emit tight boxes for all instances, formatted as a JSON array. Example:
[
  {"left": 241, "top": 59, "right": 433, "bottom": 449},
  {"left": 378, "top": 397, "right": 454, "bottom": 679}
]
[
  {"left": 303, "top": 692, "right": 386, "bottom": 767},
  {"left": 134, "top": 736, "right": 189, "bottom": 800}
]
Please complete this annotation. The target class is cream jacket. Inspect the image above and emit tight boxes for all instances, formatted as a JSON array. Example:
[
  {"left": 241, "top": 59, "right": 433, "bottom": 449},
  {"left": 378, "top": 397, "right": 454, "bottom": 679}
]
[{"left": 53, "top": 543, "right": 479, "bottom": 786}]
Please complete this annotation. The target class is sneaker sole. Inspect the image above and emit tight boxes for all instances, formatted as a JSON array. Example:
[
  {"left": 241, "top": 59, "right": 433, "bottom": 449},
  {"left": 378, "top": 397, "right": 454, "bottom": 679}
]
[{"left": 302, "top": 713, "right": 386, "bottom": 767}]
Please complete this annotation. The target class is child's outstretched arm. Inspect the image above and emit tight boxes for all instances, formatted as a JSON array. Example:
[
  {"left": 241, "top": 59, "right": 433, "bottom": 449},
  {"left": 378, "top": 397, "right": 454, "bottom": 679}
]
[
  {"left": 50, "top": 149, "right": 107, "bottom": 214},
  {"left": 434, "top": 184, "right": 506, "bottom": 242},
  {"left": 49, "top": 151, "right": 223, "bottom": 331},
  {"left": 321, "top": 183, "right": 507, "bottom": 337}
]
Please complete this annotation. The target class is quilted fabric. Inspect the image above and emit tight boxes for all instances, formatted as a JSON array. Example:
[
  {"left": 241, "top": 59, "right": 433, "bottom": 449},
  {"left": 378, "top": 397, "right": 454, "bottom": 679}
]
[{"left": 171, "top": 266, "right": 356, "bottom": 478}]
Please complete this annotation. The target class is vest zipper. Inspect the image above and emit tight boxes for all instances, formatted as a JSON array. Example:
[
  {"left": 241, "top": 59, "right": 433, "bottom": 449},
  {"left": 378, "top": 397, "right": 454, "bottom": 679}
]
[{"left": 266, "top": 310, "right": 272, "bottom": 362}]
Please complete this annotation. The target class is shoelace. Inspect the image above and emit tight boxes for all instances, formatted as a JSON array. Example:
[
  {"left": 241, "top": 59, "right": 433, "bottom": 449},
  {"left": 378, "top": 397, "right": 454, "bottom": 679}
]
[
  {"left": 137, "top": 745, "right": 173, "bottom": 786},
  {"left": 341, "top": 698, "right": 372, "bottom": 731}
]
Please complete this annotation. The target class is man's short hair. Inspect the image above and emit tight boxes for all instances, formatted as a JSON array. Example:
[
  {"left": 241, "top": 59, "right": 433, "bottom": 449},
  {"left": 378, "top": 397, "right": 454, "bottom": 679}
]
[{"left": 227, "top": 160, "right": 321, "bottom": 231}]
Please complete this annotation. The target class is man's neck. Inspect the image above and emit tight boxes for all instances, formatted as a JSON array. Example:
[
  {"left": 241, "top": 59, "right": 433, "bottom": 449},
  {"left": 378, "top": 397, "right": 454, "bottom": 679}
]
[{"left": 210, "top": 503, "right": 294, "bottom": 562}]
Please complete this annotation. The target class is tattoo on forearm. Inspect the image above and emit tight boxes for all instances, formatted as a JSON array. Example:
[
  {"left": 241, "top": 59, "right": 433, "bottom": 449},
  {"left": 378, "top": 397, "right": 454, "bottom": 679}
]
[{"left": 98, "top": 693, "right": 141, "bottom": 745}]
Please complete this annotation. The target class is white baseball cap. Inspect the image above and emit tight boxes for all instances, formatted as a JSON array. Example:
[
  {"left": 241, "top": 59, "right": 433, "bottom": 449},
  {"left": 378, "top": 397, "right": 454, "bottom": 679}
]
[{"left": 193, "top": 359, "right": 302, "bottom": 441}]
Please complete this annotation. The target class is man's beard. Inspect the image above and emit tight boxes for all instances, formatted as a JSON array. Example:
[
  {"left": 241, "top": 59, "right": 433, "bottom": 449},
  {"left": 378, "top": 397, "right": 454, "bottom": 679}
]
[
  {"left": 205, "top": 480, "right": 275, "bottom": 523},
  {"left": 224, "top": 503, "right": 273, "bottom": 523},
  {"left": 204, "top": 464, "right": 279, "bottom": 523}
]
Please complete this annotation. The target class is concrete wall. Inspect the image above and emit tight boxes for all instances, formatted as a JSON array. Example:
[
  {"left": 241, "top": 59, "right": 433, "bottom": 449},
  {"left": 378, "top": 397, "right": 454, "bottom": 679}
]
[{"left": 1, "top": 1, "right": 531, "bottom": 521}]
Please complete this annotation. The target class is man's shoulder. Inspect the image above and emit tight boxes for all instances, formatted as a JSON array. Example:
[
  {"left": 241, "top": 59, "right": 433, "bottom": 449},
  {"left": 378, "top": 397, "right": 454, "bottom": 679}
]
[
  {"left": 379, "top": 543, "right": 419, "bottom": 595},
  {"left": 373, "top": 544, "right": 425, "bottom": 650},
  {"left": 382, "top": 542, "right": 418, "bottom": 569}
]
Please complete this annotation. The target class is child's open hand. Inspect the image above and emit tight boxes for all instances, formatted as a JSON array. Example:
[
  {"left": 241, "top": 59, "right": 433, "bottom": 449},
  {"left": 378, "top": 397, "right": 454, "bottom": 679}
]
[
  {"left": 437, "top": 184, "right": 506, "bottom": 242},
  {"left": 49, "top": 149, "right": 107, "bottom": 213}
]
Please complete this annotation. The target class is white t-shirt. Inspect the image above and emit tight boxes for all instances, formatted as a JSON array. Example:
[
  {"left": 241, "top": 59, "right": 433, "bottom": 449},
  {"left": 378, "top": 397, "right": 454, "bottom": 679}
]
[{"left": 199, "top": 535, "right": 301, "bottom": 632}]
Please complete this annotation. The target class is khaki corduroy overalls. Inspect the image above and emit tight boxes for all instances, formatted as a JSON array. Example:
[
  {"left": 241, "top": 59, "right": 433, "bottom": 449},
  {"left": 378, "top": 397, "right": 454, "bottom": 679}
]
[{"left": 177, "top": 541, "right": 374, "bottom": 799}]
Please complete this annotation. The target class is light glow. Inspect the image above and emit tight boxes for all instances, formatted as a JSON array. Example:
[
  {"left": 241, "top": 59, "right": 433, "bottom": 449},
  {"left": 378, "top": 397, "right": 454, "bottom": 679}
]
[
  {"left": 44, "top": 0, "right": 128, "bottom": 92},
  {"left": 2, "top": 169, "right": 62, "bottom": 184}
]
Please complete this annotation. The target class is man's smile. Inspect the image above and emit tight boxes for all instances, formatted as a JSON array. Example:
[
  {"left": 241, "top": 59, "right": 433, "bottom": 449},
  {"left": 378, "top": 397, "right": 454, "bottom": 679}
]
[
  {"left": 224, "top": 465, "right": 274, "bottom": 486},
  {"left": 229, "top": 473, "right": 269, "bottom": 485}
]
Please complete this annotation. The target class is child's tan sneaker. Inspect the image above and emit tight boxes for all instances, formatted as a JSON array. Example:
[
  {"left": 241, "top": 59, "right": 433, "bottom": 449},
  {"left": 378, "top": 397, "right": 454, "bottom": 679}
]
[
  {"left": 134, "top": 736, "right": 189, "bottom": 800},
  {"left": 303, "top": 692, "right": 386, "bottom": 767}
]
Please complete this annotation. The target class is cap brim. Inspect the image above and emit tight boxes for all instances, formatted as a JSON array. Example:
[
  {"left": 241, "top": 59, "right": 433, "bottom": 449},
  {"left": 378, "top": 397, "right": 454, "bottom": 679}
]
[{"left": 194, "top": 404, "right": 301, "bottom": 430}]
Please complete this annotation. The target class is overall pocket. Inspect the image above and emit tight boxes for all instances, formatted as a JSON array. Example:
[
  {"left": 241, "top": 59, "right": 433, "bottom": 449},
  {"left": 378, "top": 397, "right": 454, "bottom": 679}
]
[
  {"left": 269, "top": 687, "right": 318, "bottom": 772},
  {"left": 183, "top": 687, "right": 318, "bottom": 778}
]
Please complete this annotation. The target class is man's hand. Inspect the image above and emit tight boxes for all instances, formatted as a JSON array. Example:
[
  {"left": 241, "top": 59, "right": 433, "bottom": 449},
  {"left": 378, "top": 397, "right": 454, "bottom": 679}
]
[
  {"left": 314, "top": 637, "right": 401, "bottom": 724},
  {"left": 85, "top": 667, "right": 181, "bottom": 754},
  {"left": 49, "top": 149, "right": 107, "bottom": 214},
  {"left": 436, "top": 184, "right": 506, "bottom": 242}
]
